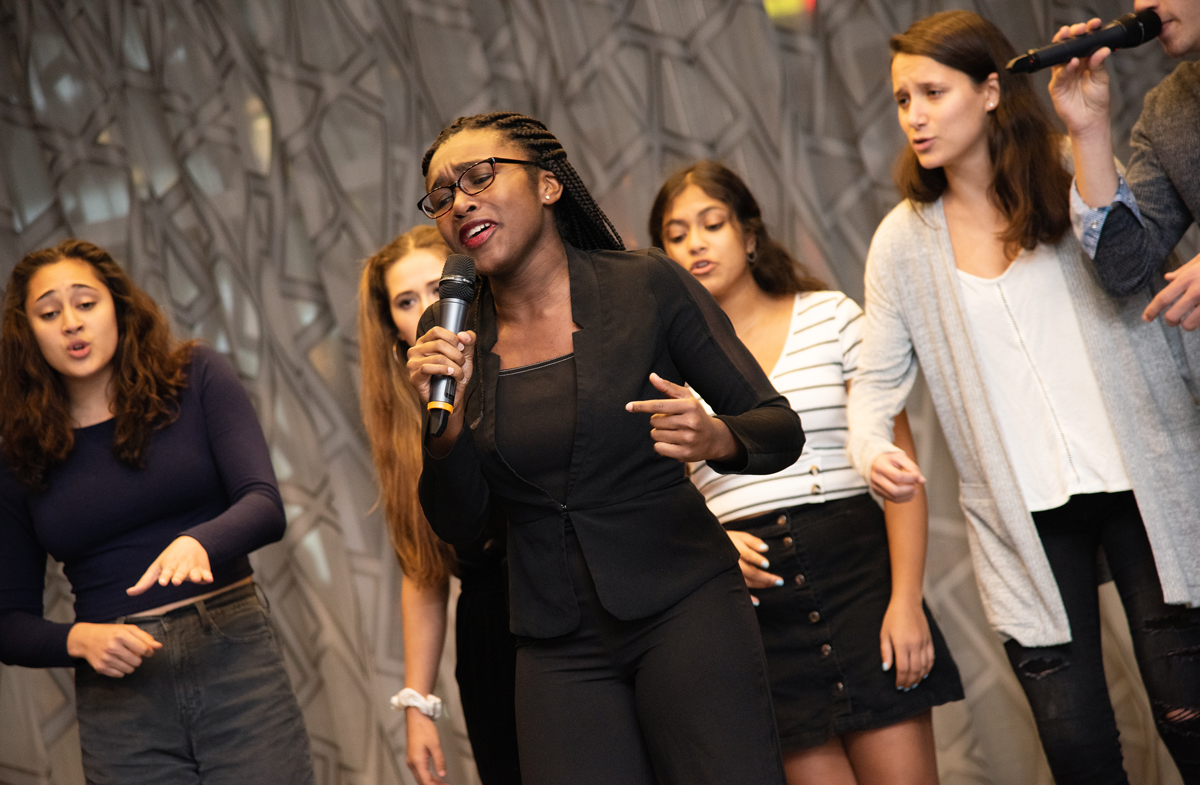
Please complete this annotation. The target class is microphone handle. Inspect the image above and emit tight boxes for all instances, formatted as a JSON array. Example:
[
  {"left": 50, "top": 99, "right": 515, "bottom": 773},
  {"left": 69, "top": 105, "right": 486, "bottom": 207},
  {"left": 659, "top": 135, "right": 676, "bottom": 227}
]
[
  {"left": 1007, "top": 22, "right": 1129, "bottom": 73},
  {"left": 427, "top": 296, "right": 470, "bottom": 438}
]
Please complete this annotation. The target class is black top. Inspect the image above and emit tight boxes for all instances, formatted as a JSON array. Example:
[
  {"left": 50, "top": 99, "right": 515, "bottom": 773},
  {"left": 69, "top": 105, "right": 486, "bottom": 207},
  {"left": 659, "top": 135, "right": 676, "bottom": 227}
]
[
  {"left": 0, "top": 346, "right": 286, "bottom": 668},
  {"left": 418, "top": 245, "right": 805, "bottom": 639},
  {"left": 496, "top": 354, "right": 577, "bottom": 504}
]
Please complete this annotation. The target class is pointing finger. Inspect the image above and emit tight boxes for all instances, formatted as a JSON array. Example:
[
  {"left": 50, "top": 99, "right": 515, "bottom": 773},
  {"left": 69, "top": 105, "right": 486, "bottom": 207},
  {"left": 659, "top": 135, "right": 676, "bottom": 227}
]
[{"left": 648, "top": 373, "right": 690, "bottom": 399}]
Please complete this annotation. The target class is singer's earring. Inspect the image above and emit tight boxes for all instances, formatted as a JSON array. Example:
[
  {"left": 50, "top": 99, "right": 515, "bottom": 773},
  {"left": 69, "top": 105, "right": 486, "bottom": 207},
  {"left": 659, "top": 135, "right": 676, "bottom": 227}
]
[
  {"left": 747, "top": 250, "right": 758, "bottom": 266},
  {"left": 392, "top": 339, "right": 403, "bottom": 364}
]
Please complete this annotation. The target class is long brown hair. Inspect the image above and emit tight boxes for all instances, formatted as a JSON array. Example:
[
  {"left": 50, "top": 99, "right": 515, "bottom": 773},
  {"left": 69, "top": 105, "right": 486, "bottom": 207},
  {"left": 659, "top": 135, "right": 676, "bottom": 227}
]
[
  {"left": 358, "top": 226, "right": 457, "bottom": 587},
  {"left": 649, "top": 160, "right": 825, "bottom": 295},
  {"left": 890, "top": 11, "right": 1072, "bottom": 256},
  {"left": 0, "top": 239, "right": 194, "bottom": 490}
]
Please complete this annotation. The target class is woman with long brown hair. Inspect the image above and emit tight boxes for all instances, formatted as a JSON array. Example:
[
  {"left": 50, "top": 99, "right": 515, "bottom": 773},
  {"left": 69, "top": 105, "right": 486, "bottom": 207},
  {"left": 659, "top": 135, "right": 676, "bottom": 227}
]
[
  {"left": 650, "top": 160, "right": 962, "bottom": 785},
  {"left": 358, "top": 226, "right": 519, "bottom": 785},
  {"left": 0, "top": 239, "right": 313, "bottom": 784},
  {"left": 847, "top": 11, "right": 1200, "bottom": 784}
]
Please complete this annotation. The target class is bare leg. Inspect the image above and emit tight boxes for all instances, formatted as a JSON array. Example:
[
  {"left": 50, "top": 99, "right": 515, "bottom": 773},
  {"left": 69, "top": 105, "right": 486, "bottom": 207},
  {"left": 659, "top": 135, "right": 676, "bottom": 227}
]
[
  {"left": 842, "top": 711, "right": 938, "bottom": 785},
  {"left": 783, "top": 736, "right": 858, "bottom": 785}
]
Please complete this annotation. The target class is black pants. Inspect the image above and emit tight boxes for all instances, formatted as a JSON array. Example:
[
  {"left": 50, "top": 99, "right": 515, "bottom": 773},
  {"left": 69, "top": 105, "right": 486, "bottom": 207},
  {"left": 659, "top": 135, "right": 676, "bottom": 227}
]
[
  {"left": 1004, "top": 491, "right": 1200, "bottom": 785},
  {"left": 513, "top": 527, "right": 786, "bottom": 785},
  {"left": 456, "top": 560, "right": 522, "bottom": 785}
]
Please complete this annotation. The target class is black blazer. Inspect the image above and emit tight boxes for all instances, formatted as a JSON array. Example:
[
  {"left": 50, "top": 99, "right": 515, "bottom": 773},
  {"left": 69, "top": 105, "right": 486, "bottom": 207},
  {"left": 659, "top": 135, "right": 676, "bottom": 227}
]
[{"left": 419, "top": 245, "right": 804, "bottom": 638}]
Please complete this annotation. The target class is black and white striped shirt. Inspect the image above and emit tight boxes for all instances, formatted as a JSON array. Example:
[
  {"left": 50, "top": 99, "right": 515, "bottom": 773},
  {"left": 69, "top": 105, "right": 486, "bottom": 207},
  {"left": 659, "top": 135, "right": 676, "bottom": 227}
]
[{"left": 691, "top": 291, "right": 868, "bottom": 522}]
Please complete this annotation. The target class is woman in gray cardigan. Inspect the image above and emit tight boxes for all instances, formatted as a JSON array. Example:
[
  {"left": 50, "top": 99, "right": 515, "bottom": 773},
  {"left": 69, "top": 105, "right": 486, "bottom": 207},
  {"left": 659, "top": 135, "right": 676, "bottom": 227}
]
[{"left": 847, "top": 11, "right": 1200, "bottom": 785}]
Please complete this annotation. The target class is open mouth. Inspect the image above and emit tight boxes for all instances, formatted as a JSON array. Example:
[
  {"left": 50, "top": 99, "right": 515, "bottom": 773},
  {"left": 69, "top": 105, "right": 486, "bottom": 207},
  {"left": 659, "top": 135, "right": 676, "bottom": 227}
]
[
  {"left": 460, "top": 221, "right": 496, "bottom": 249},
  {"left": 67, "top": 340, "right": 90, "bottom": 359},
  {"left": 911, "top": 137, "right": 933, "bottom": 152},
  {"left": 690, "top": 260, "right": 714, "bottom": 275}
]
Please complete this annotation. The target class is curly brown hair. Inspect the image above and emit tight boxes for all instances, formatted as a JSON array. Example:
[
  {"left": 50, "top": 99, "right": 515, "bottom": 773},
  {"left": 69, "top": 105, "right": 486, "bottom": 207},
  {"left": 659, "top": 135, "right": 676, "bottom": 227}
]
[
  {"left": 357, "top": 226, "right": 457, "bottom": 587},
  {"left": 0, "top": 239, "right": 195, "bottom": 490}
]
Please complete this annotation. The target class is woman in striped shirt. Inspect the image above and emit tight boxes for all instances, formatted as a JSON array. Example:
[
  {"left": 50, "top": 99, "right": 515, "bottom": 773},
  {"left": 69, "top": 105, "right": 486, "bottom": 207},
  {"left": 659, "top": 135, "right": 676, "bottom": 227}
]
[{"left": 650, "top": 161, "right": 962, "bottom": 785}]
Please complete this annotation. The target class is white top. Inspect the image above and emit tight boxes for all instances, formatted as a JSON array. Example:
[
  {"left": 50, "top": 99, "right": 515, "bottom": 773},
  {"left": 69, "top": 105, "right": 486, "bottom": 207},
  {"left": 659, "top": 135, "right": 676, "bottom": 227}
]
[
  {"left": 956, "top": 244, "right": 1131, "bottom": 512},
  {"left": 691, "top": 291, "right": 869, "bottom": 522}
]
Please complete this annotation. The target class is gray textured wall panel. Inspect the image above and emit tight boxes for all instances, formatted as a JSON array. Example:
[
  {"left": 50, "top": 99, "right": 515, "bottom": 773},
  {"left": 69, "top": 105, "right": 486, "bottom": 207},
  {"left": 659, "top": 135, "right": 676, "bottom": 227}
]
[{"left": 0, "top": 1, "right": 1189, "bottom": 784}]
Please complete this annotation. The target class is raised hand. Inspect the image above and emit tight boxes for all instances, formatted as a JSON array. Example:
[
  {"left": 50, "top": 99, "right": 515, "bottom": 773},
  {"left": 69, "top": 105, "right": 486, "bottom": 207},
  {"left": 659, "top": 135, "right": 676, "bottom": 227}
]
[
  {"left": 1047, "top": 18, "right": 1112, "bottom": 136},
  {"left": 67, "top": 622, "right": 163, "bottom": 677},
  {"left": 127, "top": 535, "right": 212, "bottom": 596},
  {"left": 625, "top": 373, "right": 740, "bottom": 463},
  {"left": 406, "top": 327, "right": 476, "bottom": 407}
]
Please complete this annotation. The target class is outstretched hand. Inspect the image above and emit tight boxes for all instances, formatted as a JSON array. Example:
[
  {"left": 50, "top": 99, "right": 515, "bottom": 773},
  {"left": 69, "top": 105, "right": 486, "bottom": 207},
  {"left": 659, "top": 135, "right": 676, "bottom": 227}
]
[
  {"left": 1144, "top": 252, "right": 1200, "bottom": 329},
  {"left": 626, "top": 373, "right": 740, "bottom": 463},
  {"left": 1047, "top": 18, "right": 1113, "bottom": 137},
  {"left": 127, "top": 535, "right": 212, "bottom": 596}
]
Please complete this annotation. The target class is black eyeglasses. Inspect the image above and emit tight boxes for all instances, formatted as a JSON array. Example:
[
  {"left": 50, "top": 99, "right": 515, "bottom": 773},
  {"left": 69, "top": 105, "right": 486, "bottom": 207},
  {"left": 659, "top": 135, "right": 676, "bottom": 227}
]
[{"left": 418, "top": 157, "right": 539, "bottom": 219}]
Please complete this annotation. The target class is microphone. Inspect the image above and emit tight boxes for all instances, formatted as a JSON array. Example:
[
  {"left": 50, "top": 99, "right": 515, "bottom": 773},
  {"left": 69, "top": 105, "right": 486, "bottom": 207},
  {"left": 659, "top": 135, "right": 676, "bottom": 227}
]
[
  {"left": 1006, "top": 10, "right": 1161, "bottom": 73},
  {"left": 427, "top": 254, "right": 476, "bottom": 438}
]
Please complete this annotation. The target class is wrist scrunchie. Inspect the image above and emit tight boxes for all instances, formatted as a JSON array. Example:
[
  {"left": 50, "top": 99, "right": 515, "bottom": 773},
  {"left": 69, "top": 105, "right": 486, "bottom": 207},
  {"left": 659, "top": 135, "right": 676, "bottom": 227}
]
[{"left": 390, "top": 687, "right": 444, "bottom": 720}]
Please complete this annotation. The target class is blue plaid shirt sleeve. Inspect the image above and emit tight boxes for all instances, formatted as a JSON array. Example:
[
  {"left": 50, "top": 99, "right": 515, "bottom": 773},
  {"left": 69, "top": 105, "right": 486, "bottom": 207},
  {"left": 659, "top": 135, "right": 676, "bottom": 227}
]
[{"left": 1071, "top": 175, "right": 1143, "bottom": 259}]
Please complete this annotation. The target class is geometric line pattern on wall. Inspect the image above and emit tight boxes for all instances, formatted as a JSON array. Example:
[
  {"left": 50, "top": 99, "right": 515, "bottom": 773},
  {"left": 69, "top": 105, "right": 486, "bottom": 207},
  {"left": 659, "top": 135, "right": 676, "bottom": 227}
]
[{"left": 0, "top": 2, "right": 1186, "bottom": 784}]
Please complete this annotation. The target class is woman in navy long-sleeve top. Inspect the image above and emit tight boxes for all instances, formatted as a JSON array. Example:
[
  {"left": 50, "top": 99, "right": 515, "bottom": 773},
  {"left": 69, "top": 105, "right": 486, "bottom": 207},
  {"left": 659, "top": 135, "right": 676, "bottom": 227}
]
[
  {"left": 407, "top": 112, "right": 805, "bottom": 785},
  {"left": 0, "top": 239, "right": 313, "bottom": 784}
]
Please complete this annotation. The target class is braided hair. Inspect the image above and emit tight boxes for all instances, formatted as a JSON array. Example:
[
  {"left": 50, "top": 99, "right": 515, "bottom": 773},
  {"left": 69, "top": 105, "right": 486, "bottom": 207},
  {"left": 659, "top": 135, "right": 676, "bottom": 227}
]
[{"left": 421, "top": 112, "right": 624, "bottom": 252}]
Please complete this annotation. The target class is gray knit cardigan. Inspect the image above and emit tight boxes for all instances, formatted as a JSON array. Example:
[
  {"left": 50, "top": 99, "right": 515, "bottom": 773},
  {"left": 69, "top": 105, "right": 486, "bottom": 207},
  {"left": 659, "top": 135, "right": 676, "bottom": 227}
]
[{"left": 846, "top": 197, "right": 1200, "bottom": 647}]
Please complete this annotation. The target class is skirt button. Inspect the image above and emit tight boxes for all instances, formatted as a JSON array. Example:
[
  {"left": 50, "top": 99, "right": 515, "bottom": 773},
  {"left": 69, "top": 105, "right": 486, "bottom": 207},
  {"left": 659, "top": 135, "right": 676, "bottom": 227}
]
[
  {"left": 776, "top": 514, "right": 787, "bottom": 525},
  {"left": 782, "top": 536, "right": 794, "bottom": 547},
  {"left": 809, "top": 611, "right": 821, "bottom": 623},
  {"left": 794, "top": 574, "right": 806, "bottom": 587},
  {"left": 821, "top": 643, "right": 832, "bottom": 656}
]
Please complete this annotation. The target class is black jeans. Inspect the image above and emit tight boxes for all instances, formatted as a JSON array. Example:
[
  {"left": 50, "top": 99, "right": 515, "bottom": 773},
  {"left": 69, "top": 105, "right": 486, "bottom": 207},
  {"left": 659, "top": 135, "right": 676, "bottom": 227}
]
[
  {"left": 1004, "top": 491, "right": 1200, "bottom": 785},
  {"left": 74, "top": 582, "right": 314, "bottom": 785}
]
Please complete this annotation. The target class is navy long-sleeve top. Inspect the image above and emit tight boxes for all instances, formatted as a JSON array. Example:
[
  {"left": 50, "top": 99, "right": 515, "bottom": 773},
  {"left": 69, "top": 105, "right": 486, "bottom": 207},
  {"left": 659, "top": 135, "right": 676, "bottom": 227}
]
[{"left": 0, "top": 345, "right": 286, "bottom": 668}]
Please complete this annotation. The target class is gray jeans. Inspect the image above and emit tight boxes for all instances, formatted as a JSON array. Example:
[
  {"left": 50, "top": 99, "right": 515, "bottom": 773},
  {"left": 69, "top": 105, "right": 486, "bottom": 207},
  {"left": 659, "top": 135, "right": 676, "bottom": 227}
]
[{"left": 74, "top": 582, "right": 314, "bottom": 785}]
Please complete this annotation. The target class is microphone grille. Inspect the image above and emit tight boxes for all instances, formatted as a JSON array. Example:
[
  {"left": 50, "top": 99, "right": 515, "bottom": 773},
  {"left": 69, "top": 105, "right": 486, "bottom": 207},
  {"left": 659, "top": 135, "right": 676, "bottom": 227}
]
[
  {"left": 1133, "top": 9, "right": 1162, "bottom": 42},
  {"left": 439, "top": 254, "right": 476, "bottom": 301},
  {"left": 1117, "top": 9, "right": 1162, "bottom": 44}
]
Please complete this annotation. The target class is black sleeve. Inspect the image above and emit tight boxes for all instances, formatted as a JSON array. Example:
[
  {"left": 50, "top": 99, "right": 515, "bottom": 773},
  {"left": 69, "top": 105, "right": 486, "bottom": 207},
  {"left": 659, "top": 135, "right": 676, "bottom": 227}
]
[
  {"left": 415, "top": 304, "right": 493, "bottom": 546},
  {"left": 181, "top": 348, "right": 286, "bottom": 563},
  {"left": 0, "top": 470, "right": 75, "bottom": 668},
  {"left": 646, "top": 251, "right": 805, "bottom": 474}
]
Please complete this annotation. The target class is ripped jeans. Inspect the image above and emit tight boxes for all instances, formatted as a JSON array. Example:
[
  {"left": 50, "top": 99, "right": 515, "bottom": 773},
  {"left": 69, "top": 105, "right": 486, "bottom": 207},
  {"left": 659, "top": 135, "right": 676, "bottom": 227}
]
[{"left": 1004, "top": 491, "right": 1200, "bottom": 785}]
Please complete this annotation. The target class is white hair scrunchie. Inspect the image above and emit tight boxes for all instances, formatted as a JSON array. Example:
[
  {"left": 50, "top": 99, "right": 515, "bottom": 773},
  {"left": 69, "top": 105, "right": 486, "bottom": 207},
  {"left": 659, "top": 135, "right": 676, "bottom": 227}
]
[{"left": 390, "top": 688, "right": 444, "bottom": 720}]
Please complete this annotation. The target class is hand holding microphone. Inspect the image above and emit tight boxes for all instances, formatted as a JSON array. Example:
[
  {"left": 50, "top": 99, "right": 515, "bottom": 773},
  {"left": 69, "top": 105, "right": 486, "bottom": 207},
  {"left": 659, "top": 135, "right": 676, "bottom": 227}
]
[
  {"left": 1008, "top": 10, "right": 1161, "bottom": 74},
  {"left": 407, "top": 254, "right": 477, "bottom": 440}
]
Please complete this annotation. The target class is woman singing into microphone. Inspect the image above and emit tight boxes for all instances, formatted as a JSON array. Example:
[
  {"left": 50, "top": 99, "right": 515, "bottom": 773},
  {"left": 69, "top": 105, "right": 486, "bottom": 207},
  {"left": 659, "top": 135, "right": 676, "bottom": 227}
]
[
  {"left": 848, "top": 12, "right": 1200, "bottom": 783},
  {"left": 407, "top": 112, "right": 805, "bottom": 785},
  {"left": 0, "top": 239, "right": 313, "bottom": 784},
  {"left": 357, "top": 226, "right": 520, "bottom": 785}
]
